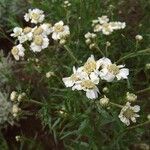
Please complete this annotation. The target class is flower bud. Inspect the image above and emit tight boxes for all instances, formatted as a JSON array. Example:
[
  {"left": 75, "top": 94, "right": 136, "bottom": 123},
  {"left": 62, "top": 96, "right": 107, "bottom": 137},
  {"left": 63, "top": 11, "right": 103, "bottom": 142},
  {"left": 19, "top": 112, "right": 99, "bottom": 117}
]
[
  {"left": 89, "top": 43, "right": 96, "bottom": 49},
  {"left": 10, "top": 91, "right": 18, "bottom": 101},
  {"left": 126, "top": 92, "right": 137, "bottom": 102},
  {"left": 102, "top": 87, "right": 109, "bottom": 93},
  {"left": 99, "top": 95, "right": 109, "bottom": 107},
  {"left": 46, "top": 71, "right": 55, "bottom": 78},
  {"left": 85, "top": 39, "right": 91, "bottom": 45},
  {"left": 145, "top": 63, "right": 150, "bottom": 70},
  {"left": 135, "top": 35, "right": 143, "bottom": 41},
  {"left": 147, "top": 114, "right": 150, "bottom": 120}
]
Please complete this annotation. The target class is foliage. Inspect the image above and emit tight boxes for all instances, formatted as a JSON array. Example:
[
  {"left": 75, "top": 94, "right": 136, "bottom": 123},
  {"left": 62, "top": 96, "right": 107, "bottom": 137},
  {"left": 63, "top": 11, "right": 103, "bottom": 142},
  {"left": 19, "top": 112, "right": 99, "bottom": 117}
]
[{"left": 0, "top": 0, "right": 150, "bottom": 149}]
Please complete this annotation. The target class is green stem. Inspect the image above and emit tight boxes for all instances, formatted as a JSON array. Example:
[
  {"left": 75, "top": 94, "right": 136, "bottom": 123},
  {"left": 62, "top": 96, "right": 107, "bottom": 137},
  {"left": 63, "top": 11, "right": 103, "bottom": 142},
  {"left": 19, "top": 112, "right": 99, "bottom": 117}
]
[
  {"left": 136, "top": 87, "right": 150, "bottom": 94},
  {"left": 64, "top": 45, "right": 79, "bottom": 64},
  {"left": 109, "top": 102, "right": 123, "bottom": 108},
  {"left": 126, "top": 120, "right": 150, "bottom": 130},
  {"left": 28, "top": 99, "right": 43, "bottom": 106},
  {"left": 95, "top": 45, "right": 105, "bottom": 56},
  {"left": 116, "top": 48, "right": 150, "bottom": 63}
]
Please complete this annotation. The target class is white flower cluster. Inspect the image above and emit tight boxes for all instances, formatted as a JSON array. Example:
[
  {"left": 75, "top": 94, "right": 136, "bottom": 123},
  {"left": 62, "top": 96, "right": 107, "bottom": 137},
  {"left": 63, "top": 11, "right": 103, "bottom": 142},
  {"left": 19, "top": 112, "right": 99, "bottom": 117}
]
[
  {"left": 63, "top": 1, "right": 71, "bottom": 8},
  {"left": 84, "top": 32, "right": 97, "bottom": 49},
  {"left": 92, "top": 15, "right": 126, "bottom": 35},
  {"left": 10, "top": 91, "right": 26, "bottom": 117},
  {"left": 11, "top": 8, "right": 70, "bottom": 60},
  {"left": 63, "top": 55, "right": 129, "bottom": 99}
]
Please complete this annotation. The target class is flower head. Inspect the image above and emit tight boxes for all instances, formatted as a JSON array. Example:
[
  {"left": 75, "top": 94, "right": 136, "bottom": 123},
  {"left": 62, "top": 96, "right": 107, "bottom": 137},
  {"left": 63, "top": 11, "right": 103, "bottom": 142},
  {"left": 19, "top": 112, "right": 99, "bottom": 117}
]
[
  {"left": 30, "top": 35, "right": 49, "bottom": 52},
  {"left": 52, "top": 21, "right": 70, "bottom": 40},
  {"left": 119, "top": 102, "right": 140, "bottom": 126},
  {"left": 24, "top": 8, "right": 45, "bottom": 24},
  {"left": 11, "top": 44, "right": 25, "bottom": 60},
  {"left": 10, "top": 27, "right": 23, "bottom": 38},
  {"left": 98, "top": 57, "right": 129, "bottom": 82}
]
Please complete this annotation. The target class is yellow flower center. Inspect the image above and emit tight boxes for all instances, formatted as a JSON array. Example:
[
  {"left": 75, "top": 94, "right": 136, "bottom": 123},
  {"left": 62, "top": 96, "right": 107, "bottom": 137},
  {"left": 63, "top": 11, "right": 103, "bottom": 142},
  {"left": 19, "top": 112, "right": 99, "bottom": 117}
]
[
  {"left": 31, "top": 13, "right": 40, "bottom": 20},
  {"left": 70, "top": 74, "right": 79, "bottom": 81},
  {"left": 34, "top": 36, "right": 43, "bottom": 46},
  {"left": 123, "top": 108, "right": 135, "bottom": 119},
  {"left": 83, "top": 60, "right": 96, "bottom": 74},
  {"left": 81, "top": 80, "right": 95, "bottom": 89},
  {"left": 34, "top": 27, "right": 43, "bottom": 35},
  {"left": 54, "top": 24, "right": 64, "bottom": 32},
  {"left": 23, "top": 27, "right": 32, "bottom": 34},
  {"left": 11, "top": 47, "right": 19, "bottom": 55},
  {"left": 107, "top": 64, "right": 119, "bottom": 75}
]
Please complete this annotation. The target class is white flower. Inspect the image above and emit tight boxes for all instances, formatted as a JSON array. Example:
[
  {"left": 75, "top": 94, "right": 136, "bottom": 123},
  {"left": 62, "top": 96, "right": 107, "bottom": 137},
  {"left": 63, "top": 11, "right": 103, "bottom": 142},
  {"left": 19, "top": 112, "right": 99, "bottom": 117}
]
[
  {"left": 80, "top": 55, "right": 101, "bottom": 76},
  {"left": 18, "top": 27, "right": 33, "bottom": 43},
  {"left": 135, "top": 35, "right": 143, "bottom": 41},
  {"left": 94, "top": 23, "right": 113, "bottom": 35},
  {"left": 119, "top": 102, "right": 140, "bottom": 126},
  {"left": 24, "top": 8, "right": 45, "bottom": 24},
  {"left": 99, "top": 95, "right": 109, "bottom": 106},
  {"left": 62, "top": 66, "right": 88, "bottom": 88},
  {"left": 52, "top": 21, "right": 70, "bottom": 40},
  {"left": 30, "top": 35, "right": 49, "bottom": 52},
  {"left": 101, "top": 23, "right": 113, "bottom": 35},
  {"left": 126, "top": 92, "right": 137, "bottom": 102},
  {"left": 10, "top": 27, "right": 23, "bottom": 37},
  {"left": 98, "top": 15, "right": 109, "bottom": 24},
  {"left": 109, "top": 22, "right": 126, "bottom": 30},
  {"left": 11, "top": 44, "right": 25, "bottom": 60},
  {"left": 98, "top": 57, "right": 129, "bottom": 82},
  {"left": 33, "top": 23, "right": 52, "bottom": 37},
  {"left": 72, "top": 75, "right": 99, "bottom": 99},
  {"left": 93, "top": 16, "right": 126, "bottom": 35}
]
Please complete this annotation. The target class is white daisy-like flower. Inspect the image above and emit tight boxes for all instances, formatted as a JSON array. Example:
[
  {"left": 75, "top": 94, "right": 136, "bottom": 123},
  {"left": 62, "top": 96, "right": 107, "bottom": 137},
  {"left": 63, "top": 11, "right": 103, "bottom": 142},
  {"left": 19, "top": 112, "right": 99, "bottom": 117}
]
[
  {"left": 33, "top": 23, "right": 52, "bottom": 37},
  {"left": 30, "top": 35, "right": 49, "bottom": 52},
  {"left": 10, "top": 27, "right": 23, "bottom": 38},
  {"left": 18, "top": 27, "right": 33, "bottom": 43},
  {"left": 98, "top": 57, "right": 129, "bottom": 82},
  {"left": 80, "top": 55, "right": 101, "bottom": 77},
  {"left": 52, "top": 21, "right": 70, "bottom": 40},
  {"left": 119, "top": 102, "right": 140, "bottom": 126},
  {"left": 62, "top": 66, "right": 88, "bottom": 88},
  {"left": 24, "top": 8, "right": 45, "bottom": 24},
  {"left": 11, "top": 44, "right": 25, "bottom": 60},
  {"left": 72, "top": 75, "right": 99, "bottom": 99},
  {"left": 98, "top": 15, "right": 109, "bottom": 24}
]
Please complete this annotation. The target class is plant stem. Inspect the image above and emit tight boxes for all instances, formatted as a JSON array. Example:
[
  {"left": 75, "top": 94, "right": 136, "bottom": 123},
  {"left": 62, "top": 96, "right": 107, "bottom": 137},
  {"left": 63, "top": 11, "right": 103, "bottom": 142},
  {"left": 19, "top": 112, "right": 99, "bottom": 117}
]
[
  {"left": 64, "top": 45, "right": 79, "bottom": 64},
  {"left": 126, "top": 120, "right": 150, "bottom": 130},
  {"left": 136, "top": 87, "right": 150, "bottom": 94},
  {"left": 109, "top": 102, "right": 123, "bottom": 108},
  {"left": 28, "top": 99, "right": 44, "bottom": 106},
  {"left": 95, "top": 45, "right": 105, "bottom": 56},
  {"left": 116, "top": 48, "right": 150, "bottom": 63}
]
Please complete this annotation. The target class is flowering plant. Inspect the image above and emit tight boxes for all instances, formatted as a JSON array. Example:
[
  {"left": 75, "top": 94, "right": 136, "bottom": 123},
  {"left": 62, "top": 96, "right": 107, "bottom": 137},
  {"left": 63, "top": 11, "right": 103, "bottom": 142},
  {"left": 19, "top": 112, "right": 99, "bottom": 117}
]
[{"left": 0, "top": 0, "right": 150, "bottom": 149}]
